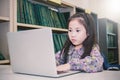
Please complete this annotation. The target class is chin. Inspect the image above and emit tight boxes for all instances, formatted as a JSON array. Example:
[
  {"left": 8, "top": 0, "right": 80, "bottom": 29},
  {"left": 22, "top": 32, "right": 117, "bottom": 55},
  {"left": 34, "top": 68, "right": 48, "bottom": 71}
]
[
  {"left": 72, "top": 43, "right": 79, "bottom": 46},
  {"left": 73, "top": 43, "right": 82, "bottom": 47}
]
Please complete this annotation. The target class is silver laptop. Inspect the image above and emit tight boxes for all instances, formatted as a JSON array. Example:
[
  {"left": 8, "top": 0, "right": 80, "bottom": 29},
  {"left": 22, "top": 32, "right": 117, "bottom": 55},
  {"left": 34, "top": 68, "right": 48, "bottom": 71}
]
[{"left": 7, "top": 28, "right": 80, "bottom": 78}]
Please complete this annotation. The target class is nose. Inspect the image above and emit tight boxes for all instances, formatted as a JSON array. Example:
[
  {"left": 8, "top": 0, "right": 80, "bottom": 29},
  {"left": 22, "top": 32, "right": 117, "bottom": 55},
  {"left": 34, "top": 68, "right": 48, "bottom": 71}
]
[{"left": 71, "top": 32, "right": 76, "bottom": 37}]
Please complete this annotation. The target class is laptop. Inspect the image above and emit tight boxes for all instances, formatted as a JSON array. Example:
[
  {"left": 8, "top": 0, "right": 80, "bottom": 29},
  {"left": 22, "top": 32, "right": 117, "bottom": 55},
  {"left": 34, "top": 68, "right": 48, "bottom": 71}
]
[{"left": 7, "top": 28, "right": 80, "bottom": 78}]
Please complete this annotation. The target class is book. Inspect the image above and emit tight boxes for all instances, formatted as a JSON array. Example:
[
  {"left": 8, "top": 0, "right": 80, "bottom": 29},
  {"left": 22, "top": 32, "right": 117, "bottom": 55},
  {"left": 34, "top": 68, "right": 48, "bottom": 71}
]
[{"left": 17, "top": 0, "right": 68, "bottom": 29}]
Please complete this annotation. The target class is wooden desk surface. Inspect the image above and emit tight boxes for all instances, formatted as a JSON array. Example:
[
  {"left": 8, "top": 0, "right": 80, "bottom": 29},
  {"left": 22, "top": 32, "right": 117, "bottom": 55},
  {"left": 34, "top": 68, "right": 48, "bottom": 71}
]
[{"left": 0, "top": 65, "right": 120, "bottom": 80}]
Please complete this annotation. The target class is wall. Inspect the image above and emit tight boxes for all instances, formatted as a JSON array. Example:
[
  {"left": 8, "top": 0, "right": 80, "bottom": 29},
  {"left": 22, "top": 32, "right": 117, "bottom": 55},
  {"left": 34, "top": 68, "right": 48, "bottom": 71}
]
[
  {"left": 62, "top": 0, "right": 89, "bottom": 9},
  {"left": 63, "top": 0, "right": 120, "bottom": 24},
  {"left": 89, "top": 0, "right": 120, "bottom": 24}
]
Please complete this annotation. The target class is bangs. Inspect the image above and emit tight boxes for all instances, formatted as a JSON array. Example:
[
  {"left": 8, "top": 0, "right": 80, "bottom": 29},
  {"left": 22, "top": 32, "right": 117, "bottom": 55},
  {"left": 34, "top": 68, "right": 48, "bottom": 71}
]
[{"left": 70, "top": 17, "right": 87, "bottom": 30}]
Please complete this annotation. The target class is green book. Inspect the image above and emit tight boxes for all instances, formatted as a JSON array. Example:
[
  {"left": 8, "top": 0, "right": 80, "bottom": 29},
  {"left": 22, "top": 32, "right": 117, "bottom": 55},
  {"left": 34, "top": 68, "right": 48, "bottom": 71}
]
[
  {"left": 53, "top": 33, "right": 60, "bottom": 52},
  {"left": 24, "top": 0, "right": 32, "bottom": 24},
  {"left": 57, "top": 34, "right": 63, "bottom": 50},
  {"left": 57, "top": 12, "right": 67, "bottom": 29},
  {"left": 0, "top": 52, "right": 5, "bottom": 60},
  {"left": 19, "top": 0, "right": 25, "bottom": 23},
  {"left": 49, "top": 10, "right": 56, "bottom": 27},
  {"left": 52, "top": 11, "right": 62, "bottom": 28},
  {"left": 60, "top": 33, "right": 67, "bottom": 47},
  {"left": 33, "top": 4, "right": 42, "bottom": 25},
  {"left": 47, "top": 9, "right": 55, "bottom": 27},
  {"left": 17, "top": 0, "right": 20, "bottom": 22},
  {"left": 28, "top": 1, "right": 36, "bottom": 24},
  {"left": 23, "top": 0, "right": 28, "bottom": 23}
]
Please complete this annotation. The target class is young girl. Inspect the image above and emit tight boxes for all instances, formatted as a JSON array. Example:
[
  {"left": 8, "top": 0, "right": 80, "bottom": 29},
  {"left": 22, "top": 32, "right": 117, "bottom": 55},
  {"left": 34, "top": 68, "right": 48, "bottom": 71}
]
[{"left": 55, "top": 12, "right": 104, "bottom": 73}]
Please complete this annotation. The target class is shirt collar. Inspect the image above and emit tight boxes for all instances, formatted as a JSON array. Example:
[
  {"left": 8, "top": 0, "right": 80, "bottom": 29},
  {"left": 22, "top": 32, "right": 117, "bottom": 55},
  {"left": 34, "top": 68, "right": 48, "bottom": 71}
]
[{"left": 68, "top": 45, "right": 84, "bottom": 55}]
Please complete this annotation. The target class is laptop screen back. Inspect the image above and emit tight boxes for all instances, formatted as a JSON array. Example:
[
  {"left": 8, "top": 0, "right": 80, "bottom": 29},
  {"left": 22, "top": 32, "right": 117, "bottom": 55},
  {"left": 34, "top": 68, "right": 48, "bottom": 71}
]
[{"left": 7, "top": 28, "right": 58, "bottom": 77}]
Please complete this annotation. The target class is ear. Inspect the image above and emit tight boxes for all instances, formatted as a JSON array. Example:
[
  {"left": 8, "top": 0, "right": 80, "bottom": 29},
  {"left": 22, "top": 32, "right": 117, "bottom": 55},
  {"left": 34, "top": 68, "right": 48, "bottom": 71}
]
[{"left": 87, "top": 33, "right": 89, "bottom": 36}]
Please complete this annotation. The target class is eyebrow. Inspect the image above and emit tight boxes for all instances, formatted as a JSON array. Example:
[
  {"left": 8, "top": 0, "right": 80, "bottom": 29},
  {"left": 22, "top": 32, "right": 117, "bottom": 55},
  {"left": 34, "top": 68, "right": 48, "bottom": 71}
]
[
  {"left": 75, "top": 27, "right": 81, "bottom": 29},
  {"left": 68, "top": 27, "right": 81, "bottom": 29}
]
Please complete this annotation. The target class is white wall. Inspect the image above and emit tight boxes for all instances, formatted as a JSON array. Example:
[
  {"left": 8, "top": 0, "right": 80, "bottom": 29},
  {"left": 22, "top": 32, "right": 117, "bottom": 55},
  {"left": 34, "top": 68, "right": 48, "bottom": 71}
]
[
  {"left": 63, "top": 0, "right": 120, "bottom": 24},
  {"left": 89, "top": 0, "right": 120, "bottom": 24},
  {"left": 63, "top": 0, "right": 89, "bottom": 9}
]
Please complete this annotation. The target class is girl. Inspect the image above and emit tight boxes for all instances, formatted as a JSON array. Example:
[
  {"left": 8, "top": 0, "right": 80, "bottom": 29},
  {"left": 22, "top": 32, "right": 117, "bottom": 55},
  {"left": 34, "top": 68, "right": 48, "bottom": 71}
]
[{"left": 55, "top": 12, "right": 104, "bottom": 73}]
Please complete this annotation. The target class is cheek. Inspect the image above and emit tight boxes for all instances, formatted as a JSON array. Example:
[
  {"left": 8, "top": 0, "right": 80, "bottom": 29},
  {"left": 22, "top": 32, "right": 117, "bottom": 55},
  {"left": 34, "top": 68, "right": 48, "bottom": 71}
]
[
  {"left": 81, "top": 33, "right": 87, "bottom": 38},
  {"left": 68, "top": 33, "right": 71, "bottom": 40},
  {"left": 68, "top": 32, "right": 72, "bottom": 38},
  {"left": 78, "top": 33, "right": 87, "bottom": 41}
]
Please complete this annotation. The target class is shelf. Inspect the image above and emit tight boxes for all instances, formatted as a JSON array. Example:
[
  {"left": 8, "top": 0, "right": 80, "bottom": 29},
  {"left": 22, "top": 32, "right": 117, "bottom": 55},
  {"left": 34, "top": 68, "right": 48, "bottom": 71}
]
[
  {"left": 17, "top": 23, "right": 68, "bottom": 32},
  {"left": 107, "top": 33, "right": 116, "bottom": 36},
  {"left": 109, "top": 60, "right": 118, "bottom": 64},
  {"left": 0, "top": 60, "right": 10, "bottom": 64},
  {"left": 99, "top": 18, "right": 118, "bottom": 64},
  {"left": 107, "top": 47, "right": 117, "bottom": 49},
  {"left": 34, "top": 0, "right": 74, "bottom": 8},
  {"left": 0, "top": 16, "right": 10, "bottom": 23}
]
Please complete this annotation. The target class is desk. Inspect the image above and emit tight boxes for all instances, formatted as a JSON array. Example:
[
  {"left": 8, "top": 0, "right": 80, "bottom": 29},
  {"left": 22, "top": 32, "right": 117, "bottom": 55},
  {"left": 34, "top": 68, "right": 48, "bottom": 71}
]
[{"left": 0, "top": 65, "right": 120, "bottom": 80}]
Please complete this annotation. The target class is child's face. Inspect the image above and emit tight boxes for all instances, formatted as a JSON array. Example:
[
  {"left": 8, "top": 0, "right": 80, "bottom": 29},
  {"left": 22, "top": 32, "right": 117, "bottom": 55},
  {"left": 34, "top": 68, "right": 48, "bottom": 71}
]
[{"left": 68, "top": 19, "right": 88, "bottom": 49}]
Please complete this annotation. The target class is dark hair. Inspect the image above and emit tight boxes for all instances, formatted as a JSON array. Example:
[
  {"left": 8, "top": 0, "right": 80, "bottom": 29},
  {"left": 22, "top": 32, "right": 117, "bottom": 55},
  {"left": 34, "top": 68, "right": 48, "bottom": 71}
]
[{"left": 60, "top": 12, "right": 98, "bottom": 63}]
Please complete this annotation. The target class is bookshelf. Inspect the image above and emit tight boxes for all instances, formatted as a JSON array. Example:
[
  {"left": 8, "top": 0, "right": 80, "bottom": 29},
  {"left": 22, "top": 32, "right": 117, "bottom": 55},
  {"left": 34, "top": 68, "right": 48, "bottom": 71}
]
[
  {"left": 0, "top": 0, "right": 100, "bottom": 64},
  {"left": 0, "top": 60, "right": 10, "bottom": 65},
  {"left": 17, "top": 23, "right": 68, "bottom": 32},
  {"left": 0, "top": 0, "right": 75, "bottom": 64},
  {"left": 12, "top": 0, "right": 75, "bottom": 53},
  {"left": 99, "top": 18, "right": 118, "bottom": 64},
  {"left": 0, "top": 16, "right": 10, "bottom": 22},
  {"left": 13, "top": 0, "right": 75, "bottom": 31},
  {"left": 0, "top": 0, "right": 14, "bottom": 64}
]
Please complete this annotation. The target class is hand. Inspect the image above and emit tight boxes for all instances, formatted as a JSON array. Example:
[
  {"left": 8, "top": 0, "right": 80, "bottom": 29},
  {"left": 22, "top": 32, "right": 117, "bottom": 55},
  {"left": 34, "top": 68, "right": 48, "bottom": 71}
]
[
  {"left": 56, "top": 60, "right": 59, "bottom": 66},
  {"left": 57, "top": 63, "right": 70, "bottom": 72}
]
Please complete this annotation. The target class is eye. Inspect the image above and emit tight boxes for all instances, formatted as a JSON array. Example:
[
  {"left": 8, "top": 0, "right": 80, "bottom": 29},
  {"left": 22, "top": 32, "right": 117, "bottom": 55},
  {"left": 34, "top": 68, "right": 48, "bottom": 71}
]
[
  {"left": 68, "top": 29, "right": 72, "bottom": 32},
  {"left": 76, "top": 29, "right": 80, "bottom": 32}
]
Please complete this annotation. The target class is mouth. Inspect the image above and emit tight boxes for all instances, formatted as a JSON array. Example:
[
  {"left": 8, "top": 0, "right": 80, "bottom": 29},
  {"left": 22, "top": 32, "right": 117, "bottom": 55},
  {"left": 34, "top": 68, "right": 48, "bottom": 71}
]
[{"left": 71, "top": 39, "right": 76, "bottom": 43}]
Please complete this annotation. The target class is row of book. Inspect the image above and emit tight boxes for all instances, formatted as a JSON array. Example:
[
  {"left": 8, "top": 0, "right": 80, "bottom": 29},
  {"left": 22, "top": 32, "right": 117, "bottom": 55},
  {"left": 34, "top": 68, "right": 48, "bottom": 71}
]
[
  {"left": 107, "top": 35, "right": 116, "bottom": 47},
  {"left": 53, "top": 33, "right": 67, "bottom": 53},
  {"left": 17, "top": 0, "right": 68, "bottom": 29},
  {"left": 0, "top": 51, "right": 5, "bottom": 60},
  {"left": 107, "top": 50, "right": 117, "bottom": 63}
]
